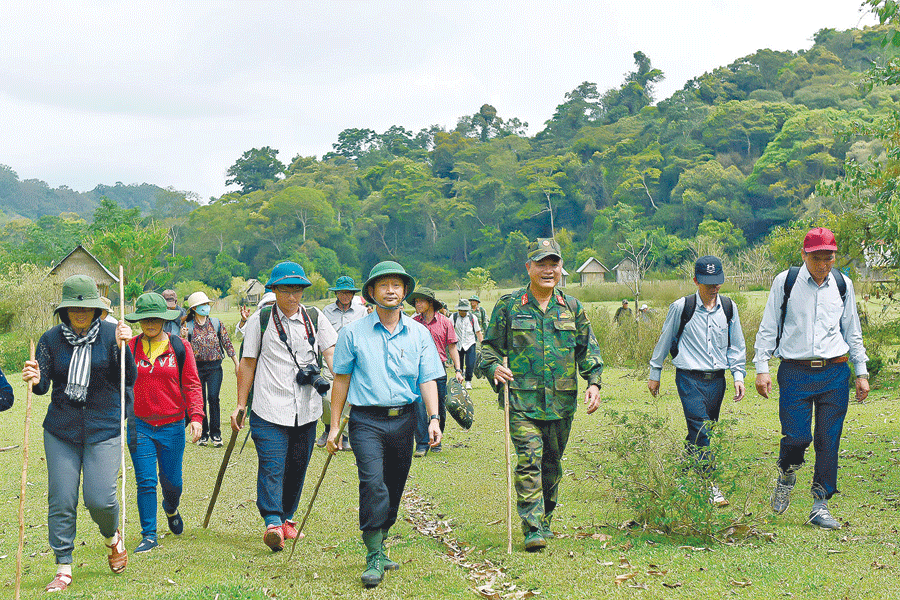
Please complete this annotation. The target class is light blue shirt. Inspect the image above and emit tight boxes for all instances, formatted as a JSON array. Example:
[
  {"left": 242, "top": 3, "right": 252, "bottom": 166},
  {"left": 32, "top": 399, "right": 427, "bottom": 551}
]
[
  {"left": 754, "top": 264, "right": 867, "bottom": 375},
  {"left": 333, "top": 311, "right": 444, "bottom": 407},
  {"left": 649, "top": 292, "right": 746, "bottom": 383}
]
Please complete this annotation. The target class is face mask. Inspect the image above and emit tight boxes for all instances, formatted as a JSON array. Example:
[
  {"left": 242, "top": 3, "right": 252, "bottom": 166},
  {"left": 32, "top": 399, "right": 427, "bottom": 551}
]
[{"left": 195, "top": 304, "right": 211, "bottom": 317}]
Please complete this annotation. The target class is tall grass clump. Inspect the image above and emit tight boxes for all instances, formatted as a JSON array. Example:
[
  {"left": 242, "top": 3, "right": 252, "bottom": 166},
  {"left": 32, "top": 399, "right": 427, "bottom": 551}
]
[
  {"left": 596, "top": 409, "right": 770, "bottom": 544},
  {"left": 0, "top": 263, "right": 58, "bottom": 370}
]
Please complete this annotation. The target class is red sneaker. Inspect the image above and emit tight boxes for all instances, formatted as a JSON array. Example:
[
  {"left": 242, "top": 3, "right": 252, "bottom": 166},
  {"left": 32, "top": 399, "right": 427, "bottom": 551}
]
[
  {"left": 282, "top": 520, "right": 305, "bottom": 541},
  {"left": 263, "top": 524, "right": 284, "bottom": 552}
]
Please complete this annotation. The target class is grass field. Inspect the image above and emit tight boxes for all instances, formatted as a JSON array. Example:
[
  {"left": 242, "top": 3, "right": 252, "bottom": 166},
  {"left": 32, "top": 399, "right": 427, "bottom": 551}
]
[{"left": 1, "top": 303, "right": 899, "bottom": 599}]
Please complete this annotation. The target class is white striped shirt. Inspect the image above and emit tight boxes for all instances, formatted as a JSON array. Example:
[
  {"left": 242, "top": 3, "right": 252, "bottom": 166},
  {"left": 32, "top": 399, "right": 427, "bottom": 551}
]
[{"left": 242, "top": 304, "right": 338, "bottom": 427}]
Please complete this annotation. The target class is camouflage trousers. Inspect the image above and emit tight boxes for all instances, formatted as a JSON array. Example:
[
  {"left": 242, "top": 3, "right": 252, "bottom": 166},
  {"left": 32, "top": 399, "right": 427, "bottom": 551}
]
[{"left": 508, "top": 411, "right": 573, "bottom": 535}]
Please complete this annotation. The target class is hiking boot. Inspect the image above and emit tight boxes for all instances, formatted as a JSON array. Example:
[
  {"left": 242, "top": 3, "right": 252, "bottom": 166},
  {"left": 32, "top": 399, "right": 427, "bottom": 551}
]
[
  {"left": 771, "top": 471, "right": 796, "bottom": 515},
  {"left": 315, "top": 430, "right": 329, "bottom": 448},
  {"left": 211, "top": 435, "right": 223, "bottom": 448},
  {"left": 361, "top": 530, "right": 384, "bottom": 587},
  {"left": 524, "top": 530, "right": 547, "bottom": 552},
  {"left": 263, "top": 524, "right": 284, "bottom": 552},
  {"left": 380, "top": 528, "right": 399, "bottom": 571},
  {"left": 166, "top": 510, "right": 184, "bottom": 535},
  {"left": 341, "top": 435, "right": 353, "bottom": 452},
  {"left": 809, "top": 507, "right": 842, "bottom": 530},
  {"left": 709, "top": 485, "right": 729, "bottom": 507},
  {"left": 540, "top": 524, "right": 555, "bottom": 539},
  {"left": 135, "top": 537, "right": 158, "bottom": 553}
]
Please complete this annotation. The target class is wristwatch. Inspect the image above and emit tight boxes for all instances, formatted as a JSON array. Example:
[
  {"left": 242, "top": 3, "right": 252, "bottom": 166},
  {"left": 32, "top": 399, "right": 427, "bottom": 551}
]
[
  {"left": 429, "top": 414, "right": 440, "bottom": 421},
  {"left": 857, "top": 374, "right": 869, "bottom": 380}
]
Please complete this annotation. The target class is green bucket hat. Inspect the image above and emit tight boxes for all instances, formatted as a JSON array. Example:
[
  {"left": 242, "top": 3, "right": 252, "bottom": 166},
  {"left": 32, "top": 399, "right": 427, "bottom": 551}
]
[
  {"left": 125, "top": 292, "right": 182, "bottom": 322},
  {"left": 406, "top": 286, "right": 444, "bottom": 310},
  {"left": 328, "top": 275, "right": 361, "bottom": 293},
  {"left": 362, "top": 261, "right": 415, "bottom": 304},
  {"left": 54, "top": 275, "right": 108, "bottom": 315}
]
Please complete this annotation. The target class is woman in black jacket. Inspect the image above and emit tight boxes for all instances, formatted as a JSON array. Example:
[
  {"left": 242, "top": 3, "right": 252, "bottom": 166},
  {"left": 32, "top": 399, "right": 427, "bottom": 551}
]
[{"left": 22, "top": 275, "right": 135, "bottom": 593}]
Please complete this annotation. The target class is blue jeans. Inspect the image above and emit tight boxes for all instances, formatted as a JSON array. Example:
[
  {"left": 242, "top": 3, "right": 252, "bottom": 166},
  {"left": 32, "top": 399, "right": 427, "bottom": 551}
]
[
  {"left": 349, "top": 406, "right": 415, "bottom": 531},
  {"left": 129, "top": 418, "right": 186, "bottom": 539},
  {"left": 197, "top": 360, "right": 223, "bottom": 438},
  {"left": 415, "top": 378, "right": 446, "bottom": 451},
  {"left": 777, "top": 362, "right": 850, "bottom": 500},
  {"left": 249, "top": 411, "right": 316, "bottom": 527},
  {"left": 675, "top": 370, "right": 726, "bottom": 472}
]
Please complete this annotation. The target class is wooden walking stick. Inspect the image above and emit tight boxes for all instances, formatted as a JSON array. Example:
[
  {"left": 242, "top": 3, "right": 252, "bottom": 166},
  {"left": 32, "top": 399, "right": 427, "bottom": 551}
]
[
  {"left": 203, "top": 408, "right": 245, "bottom": 528},
  {"left": 15, "top": 341, "right": 35, "bottom": 600},
  {"left": 289, "top": 416, "right": 349, "bottom": 559},
  {"left": 503, "top": 357, "right": 513, "bottom": 554},
  {"left": 119, "top": 265, "right": 126, "bottom": 538}
]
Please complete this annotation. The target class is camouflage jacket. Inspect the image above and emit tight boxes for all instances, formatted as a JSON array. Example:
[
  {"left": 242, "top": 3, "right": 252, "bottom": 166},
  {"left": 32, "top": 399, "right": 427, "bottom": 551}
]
[{"left": 478, "top": 286, "right": 603, "bottom": 420}]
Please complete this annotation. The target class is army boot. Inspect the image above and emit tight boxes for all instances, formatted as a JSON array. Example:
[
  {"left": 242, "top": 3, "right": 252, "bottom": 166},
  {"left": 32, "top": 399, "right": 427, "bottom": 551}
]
[
  {"left": 380, "top": 528, "right": 399, "bottom": 571},
  {"left": 540, "top": 514, "right": 555, "bottom": 540},
  {"left": 360, "top": 530, "right": 384, "bottom": 587}
]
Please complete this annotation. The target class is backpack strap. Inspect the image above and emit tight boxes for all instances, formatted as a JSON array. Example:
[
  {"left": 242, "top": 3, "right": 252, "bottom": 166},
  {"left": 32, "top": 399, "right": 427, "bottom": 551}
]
[
  {"left": 669, "top": 294, "right": 696, "bottom": 358},
  {"left": 131, "top": 333, "right": 185, "bottom": 382},
  {"left": 720, "top": 295, "right": 734, "bottom": 349},
  {"left": 777, "top": 266, "right": 802, "bottom": 350}
]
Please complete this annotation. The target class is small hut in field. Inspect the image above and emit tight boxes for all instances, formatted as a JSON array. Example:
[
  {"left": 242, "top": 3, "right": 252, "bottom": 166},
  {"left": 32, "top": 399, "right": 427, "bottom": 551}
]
[
  {"left": 575, "top": 257, "right": 609, "bottom": 286},
  {"left": 613, "top": 258, "right": 640, "bottom": 285},
  {"left": 48, "top": 245, "right": 119, "bottom": 297},
  {"left": 245, "top": 279, "right": 265, "bottom": 304}
]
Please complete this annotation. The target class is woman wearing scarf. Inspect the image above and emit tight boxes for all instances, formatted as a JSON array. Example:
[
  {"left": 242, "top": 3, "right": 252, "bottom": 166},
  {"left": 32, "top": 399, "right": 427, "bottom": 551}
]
[
  {"left": 21, "top": 275, "right": 136, "bottom": 593},
  {"left": 181, "top": 291, "right": 238, "bottom": 447},
  {"left": 126, "top": 292, "right": 204, "bottom": 554}
]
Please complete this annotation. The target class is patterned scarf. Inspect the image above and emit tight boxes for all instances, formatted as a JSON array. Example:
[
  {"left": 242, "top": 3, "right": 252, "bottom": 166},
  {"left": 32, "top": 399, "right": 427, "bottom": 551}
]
[{"left": 61, "top": 318, "right": 102, "bottom": 405}]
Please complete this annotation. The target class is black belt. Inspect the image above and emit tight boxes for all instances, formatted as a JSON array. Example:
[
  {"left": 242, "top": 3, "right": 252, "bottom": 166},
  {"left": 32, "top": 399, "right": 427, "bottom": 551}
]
[
  {"left": 676, "top": 369, "right": 725, "bottom": 380},
  {"left": 351, "top": 404, "right": 415, "bottom": 417},
  {"left": 780, "top": 355, "right": 848, "bottom": 368}
]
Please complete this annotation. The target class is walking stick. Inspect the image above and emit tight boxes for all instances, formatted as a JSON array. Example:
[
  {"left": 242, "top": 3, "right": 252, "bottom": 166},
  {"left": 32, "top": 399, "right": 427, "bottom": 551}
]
[
  {"left": 118, "top": 265, "right": 126, "bottom": 539},
  {"left": 203, "top": 408, "right": 245, "bottom": 528},
  {"left": 503, "top": 357, "right": 513, "bottom": 554},
  {"left": 289, "top": 416, "right": 349, "bottom": 559},
  {"left": 15, "top": 341, "right": 35, "bottom": 600}
]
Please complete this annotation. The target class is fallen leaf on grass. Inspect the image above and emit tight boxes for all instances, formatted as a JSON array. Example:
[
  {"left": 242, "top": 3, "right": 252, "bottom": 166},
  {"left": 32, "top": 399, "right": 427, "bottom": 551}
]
[
  {"left": 320, "top": 544, "right": 337, "bottom": 551},
  {"left": 628, "top": 582, "right": 648, "bottom": 589},
  {"left": 618, "top": 557, "right": 634, "bottom": 569},
  {"left": 678, "top": 545, "right": 711, "bottom": 552},
  {"left": 872, "top": 561, "right": 890, "bottom": 569},
  {"left": 646, "top": 570, "right": 667, "bottom": 576},
  {"left": 597, "top": 561, "right": 615, "bottom": 567},
  {"left": 827, "top": 549, "right": 845, "bottom": 554},
  {"left": 731, "top": 580, "right": 752, "bottom": 587},
  {"left": 487, "top": 519, "right": 503, "bottom": 525},
  {"left": 475, "top": 585, "right": 501, "bottom": 599},
  {"left": 663, "top": 582, "right": 683, "bottom": 588},
  {"left": 166, "top": 578, "right": 176, "bottom": 585},
  {"left": 614, "top": 573, "right": 638, "bottom": 586}
]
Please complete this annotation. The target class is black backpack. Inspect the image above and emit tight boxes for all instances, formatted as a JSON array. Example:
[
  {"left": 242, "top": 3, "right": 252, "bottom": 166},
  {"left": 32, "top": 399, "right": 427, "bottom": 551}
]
[
  {"left": 669, "top": 294, "right": 734, "bottom": 358},
  {"left": 130, "top": 333, "right": 187, "bottom": 382},
  {"left": 776, "top": 266, "right": 847, "bottom": 350}
]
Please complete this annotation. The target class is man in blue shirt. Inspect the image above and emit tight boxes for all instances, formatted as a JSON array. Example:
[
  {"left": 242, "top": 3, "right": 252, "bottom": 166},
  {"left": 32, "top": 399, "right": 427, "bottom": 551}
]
[
  {"left": 327, "top": 261, "right": 443, "bottom": 588},
  {"left": 648, "top": 256, "right": 746, "bottom": 506},
  {"left": 754, "top": 228, "right": 868, "bottom": 530}
]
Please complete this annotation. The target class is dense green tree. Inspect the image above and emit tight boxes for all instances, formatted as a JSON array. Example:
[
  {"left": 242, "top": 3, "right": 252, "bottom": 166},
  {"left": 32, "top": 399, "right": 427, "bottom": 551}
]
[{"left": 225, "top": 147, "right": 285, "bottom": 194}]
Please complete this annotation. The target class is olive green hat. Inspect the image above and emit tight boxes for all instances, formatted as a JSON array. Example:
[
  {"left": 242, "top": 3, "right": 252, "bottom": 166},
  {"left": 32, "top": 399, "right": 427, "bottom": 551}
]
[
  {"left": 362, "top": 261, "right": 415, "bottom": 304},
  {"left": 125, "top": 292, "right": 182, "bottom": 322},
  {"left": 54, "top": 275, "right": 108, "bottom": 315},
  {"left": 468, "top": 294, "right": 480, "bottom": 302},
  {"left": 406, "top": 286, "right": 444, "bottom": 310},
  {"left": 456, "top": 299, "right": 471, "bottom": 311},
  {"left": 328, "top": 275, "right": 361, "bottom": 293},
  {"left": 527, "top": 237, "right": 562, "bottom": 262}
]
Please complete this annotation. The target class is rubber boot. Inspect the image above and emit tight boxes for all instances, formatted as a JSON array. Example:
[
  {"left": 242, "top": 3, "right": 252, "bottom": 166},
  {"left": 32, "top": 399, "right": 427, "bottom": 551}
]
[
  {"left": 360, "top": 530, "right": 384, "bottom": 587},
  {"left": 380, "top": 527, "right": 399, "bottom": 571}
]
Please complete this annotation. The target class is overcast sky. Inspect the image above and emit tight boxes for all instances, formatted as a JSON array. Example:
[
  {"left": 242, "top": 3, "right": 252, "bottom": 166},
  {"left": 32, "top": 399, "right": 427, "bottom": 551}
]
[{"left": 0, "top": 1, "right": 879, "bottom": 203}]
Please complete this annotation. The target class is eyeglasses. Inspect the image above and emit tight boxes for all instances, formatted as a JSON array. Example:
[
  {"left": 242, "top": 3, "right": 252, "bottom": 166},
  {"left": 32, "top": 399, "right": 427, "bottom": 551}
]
[{"left": 276, "top": 286, "right": 305, "bottom": 297}]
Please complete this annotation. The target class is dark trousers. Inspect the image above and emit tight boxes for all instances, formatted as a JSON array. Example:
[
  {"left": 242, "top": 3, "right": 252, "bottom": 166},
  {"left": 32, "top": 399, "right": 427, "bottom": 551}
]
[
  {"left": 249, "top": 411, "right": 316, "bottom": 527},
  {"left": 675, "top": 369, "right": 726, "bottom": 472},
  {"left": 197, "top": 360, "right": 223, "bottom": 438},
  {"left": 459, "top": 344, "right": 476, "bottom": 382},
  {"left": 415, "top": 378, "right": 446, "bottom": 450},
  {"left": 777, "top": 362, "right": 850, "bottom": 500},
  {"left": 349, "top": 407, "right": 415, "bottom": 532}
]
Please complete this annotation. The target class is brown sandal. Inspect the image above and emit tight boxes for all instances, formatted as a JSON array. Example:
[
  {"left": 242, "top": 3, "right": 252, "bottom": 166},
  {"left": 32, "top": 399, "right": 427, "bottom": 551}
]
[
  {"left": 105, "top": 530, "right": 128, "bottom": 574},
  {"left": 45, "top": 572, "right": 73, "bottom": 592}
]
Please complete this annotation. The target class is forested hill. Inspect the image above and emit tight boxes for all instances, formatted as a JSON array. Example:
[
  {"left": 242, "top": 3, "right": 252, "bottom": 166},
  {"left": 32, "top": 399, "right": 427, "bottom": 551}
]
[{"left": 2, "top": 24, "right": 899, "bottom": 293}]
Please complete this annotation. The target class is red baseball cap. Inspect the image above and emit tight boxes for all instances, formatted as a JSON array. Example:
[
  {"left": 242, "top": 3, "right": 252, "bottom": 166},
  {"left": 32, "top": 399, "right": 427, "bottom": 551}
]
[{"left": 803, "top": 227, "right": 837, "bottom": 252}]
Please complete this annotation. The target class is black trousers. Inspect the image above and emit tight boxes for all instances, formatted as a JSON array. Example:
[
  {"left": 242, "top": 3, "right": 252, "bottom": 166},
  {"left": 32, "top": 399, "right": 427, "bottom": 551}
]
[{"left": 349, "top": 407, "right": 415, "bottom": 532}]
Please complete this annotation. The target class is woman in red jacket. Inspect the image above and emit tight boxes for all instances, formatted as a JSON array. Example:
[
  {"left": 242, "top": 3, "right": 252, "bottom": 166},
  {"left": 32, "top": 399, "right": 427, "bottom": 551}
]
[{"left": 126, "top": 292, "right": 204, "bottom": 553}]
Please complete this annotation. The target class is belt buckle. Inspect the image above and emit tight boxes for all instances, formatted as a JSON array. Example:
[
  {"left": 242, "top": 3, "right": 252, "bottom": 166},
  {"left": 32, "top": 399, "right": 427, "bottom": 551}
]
[
  {"left": 810, "top": 360, "right": 825, "bottom": 368},
  {"left": 387, "top": 407, "right": 401, "bottom": 417},
  {"left": 703, "top": 372, "right": 714, "bottom": 380}
]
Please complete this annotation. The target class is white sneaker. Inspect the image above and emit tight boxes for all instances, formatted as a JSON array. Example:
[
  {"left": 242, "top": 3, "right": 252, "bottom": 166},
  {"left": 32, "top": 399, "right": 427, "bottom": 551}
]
[
  {"left": 465, "top": 382, "right": 472, "bottom": 390},
  {"left": 709, "top": 485, "right": 729, "bottom": 507}
]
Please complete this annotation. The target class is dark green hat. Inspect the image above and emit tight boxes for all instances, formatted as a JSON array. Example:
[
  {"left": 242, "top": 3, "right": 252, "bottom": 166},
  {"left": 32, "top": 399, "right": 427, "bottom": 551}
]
[
  {"left": 406, "top": 286, "right": 444, "bottom": 310},
  {"left": 456, "top": 298, "right": 471, "bottom": 311},
  {"left": 54, "top": 275, "right": 108, "bottom": 315},
  {"left": 328, "top": 275, "right": 361, "bottom": 293},
  {"left": 125, "top": 292, "right": 182, "bottom": 322},
  {"left": 362, "top": 261, "right": 415, "bottom": 304},
  {"left": 527, "top": 238, "right": 562, "bottom": 262},
  {"left": 468, "top": 294, "right": 480, "bottom": 302}
]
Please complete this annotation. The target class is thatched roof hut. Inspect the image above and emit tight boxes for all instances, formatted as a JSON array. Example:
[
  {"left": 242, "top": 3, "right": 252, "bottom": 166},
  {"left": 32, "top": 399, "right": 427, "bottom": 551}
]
[{"left": 48, "top": 245, "right": 119, "bottom": 297}]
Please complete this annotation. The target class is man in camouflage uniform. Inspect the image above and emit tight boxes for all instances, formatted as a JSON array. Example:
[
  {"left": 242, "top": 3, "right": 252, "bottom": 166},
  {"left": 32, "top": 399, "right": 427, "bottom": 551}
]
[{"left": 479, "top": 238, "right": 603, "bottom": 551}]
